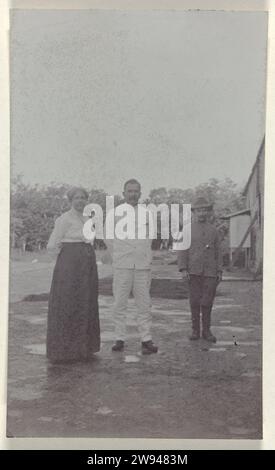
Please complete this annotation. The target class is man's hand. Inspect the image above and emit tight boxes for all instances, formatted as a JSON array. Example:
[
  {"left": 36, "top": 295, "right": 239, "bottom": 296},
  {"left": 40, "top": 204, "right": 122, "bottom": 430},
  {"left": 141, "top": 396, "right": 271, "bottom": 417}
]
[{"left": 181, "top": 270, "right": 190, "bottom": 281}]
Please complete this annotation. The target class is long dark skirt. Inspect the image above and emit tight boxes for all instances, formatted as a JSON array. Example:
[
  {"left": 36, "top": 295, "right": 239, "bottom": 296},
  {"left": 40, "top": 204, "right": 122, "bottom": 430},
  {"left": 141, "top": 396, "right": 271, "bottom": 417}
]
[{"left": 47, "top": 243, "right": 100, "bottom": 363}]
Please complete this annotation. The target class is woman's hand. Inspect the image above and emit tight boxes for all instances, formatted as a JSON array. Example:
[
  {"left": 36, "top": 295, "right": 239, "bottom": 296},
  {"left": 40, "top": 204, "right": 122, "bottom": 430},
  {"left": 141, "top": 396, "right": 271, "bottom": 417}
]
[{"left": 101, "top": 250, "right": 113, "bottom": 265}]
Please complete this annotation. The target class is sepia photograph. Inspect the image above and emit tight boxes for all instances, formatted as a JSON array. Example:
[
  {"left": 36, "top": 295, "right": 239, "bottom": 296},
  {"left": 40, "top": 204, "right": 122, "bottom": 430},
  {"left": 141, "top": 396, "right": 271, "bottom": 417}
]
[{"left": 7, "top": 6, "right": 267, "bottom": 439}]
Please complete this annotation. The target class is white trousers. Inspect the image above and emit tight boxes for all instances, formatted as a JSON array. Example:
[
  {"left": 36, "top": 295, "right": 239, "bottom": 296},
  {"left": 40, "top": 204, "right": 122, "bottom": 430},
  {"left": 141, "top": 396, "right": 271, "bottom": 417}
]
[{"left": 113, "top": 268, "right": 152, "bottom": 342}]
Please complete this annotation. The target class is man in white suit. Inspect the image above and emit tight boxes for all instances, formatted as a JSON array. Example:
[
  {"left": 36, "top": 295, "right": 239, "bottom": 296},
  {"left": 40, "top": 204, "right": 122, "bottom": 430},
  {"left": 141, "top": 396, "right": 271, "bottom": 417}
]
[{"left": 104, "top": 179, "right": 158, "bottom": 355}]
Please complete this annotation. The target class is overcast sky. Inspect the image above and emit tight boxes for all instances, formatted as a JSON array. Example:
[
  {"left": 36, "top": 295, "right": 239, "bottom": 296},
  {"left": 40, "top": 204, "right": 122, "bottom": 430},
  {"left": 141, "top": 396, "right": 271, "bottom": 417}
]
[{"left": 10, "top": 10, "right": 267, "bottom": 197}]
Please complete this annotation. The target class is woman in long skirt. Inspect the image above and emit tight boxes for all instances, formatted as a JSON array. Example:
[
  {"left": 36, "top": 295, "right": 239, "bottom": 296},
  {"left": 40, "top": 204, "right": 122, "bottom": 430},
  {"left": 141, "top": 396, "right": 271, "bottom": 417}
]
[{"left": 47, "top": 187, "right": 100, "bottom": 363}]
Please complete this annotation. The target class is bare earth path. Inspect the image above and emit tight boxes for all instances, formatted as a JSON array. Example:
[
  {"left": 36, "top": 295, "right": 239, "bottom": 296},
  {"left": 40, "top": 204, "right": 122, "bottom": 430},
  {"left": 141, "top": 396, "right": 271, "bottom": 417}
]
[{"left": 7, "top": 253, "right": 261, "bottom": 438}]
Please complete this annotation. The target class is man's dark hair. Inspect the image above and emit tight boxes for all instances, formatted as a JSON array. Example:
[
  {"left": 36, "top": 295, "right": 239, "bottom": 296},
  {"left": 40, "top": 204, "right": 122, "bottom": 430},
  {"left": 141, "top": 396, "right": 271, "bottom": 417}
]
[{"left": 123, "top": 179, "right": 141, "bottom": 191}]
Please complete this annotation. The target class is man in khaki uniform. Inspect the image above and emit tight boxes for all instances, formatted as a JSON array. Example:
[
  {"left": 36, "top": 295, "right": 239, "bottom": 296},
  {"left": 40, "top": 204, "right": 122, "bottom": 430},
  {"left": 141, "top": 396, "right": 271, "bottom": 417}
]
[
  {"left": 177, "top": 197, "right": 222, "bottom": 342},
  {"left": 104, "top": 179, "right": 158, "bottom": 355}
]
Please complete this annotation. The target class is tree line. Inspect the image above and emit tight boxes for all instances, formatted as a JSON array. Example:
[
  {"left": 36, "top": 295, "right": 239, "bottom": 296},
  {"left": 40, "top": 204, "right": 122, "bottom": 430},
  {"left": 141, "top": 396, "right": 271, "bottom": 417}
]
[{"left": 11, "top": 175, "right": 245, "bottom": 252}]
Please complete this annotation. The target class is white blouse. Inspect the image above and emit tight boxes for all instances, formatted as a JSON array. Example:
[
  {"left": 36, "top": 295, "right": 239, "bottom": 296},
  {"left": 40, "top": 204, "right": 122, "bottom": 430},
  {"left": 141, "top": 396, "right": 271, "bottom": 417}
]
[{"left": 47, "top": 208, "right": 93, "bottom": 253}]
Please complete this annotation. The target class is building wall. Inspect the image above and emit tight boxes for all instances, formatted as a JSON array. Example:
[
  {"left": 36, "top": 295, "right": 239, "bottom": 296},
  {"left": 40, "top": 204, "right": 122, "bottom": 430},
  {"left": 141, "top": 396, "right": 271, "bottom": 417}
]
[
  {"left": 229, "top": 214, "right": 251, "bottom": 248},
  {"left": 244, "top": 142, "right": 264, "bottom": 272}
]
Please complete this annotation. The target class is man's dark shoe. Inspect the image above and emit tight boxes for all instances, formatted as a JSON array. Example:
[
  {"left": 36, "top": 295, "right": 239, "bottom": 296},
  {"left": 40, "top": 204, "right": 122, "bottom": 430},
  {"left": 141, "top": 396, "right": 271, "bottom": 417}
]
[
  {"left": 202, "top": 330, "right": 217, "bottom": 343},
  {"left": 189, "top": 330, "right": 200, "bottom": 340},
  {"left": 112, "top": 340, "right": 125, "bottom": 352},
  {"left": 141, "top": 340, "right": 158, "bottom": 355}
]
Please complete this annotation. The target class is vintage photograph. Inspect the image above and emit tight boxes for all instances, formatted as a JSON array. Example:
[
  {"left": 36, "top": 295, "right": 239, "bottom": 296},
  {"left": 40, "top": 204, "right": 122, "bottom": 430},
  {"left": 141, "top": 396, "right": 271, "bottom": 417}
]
[{"left": 8, "top": 8, "right": 267, "bottom": 438}]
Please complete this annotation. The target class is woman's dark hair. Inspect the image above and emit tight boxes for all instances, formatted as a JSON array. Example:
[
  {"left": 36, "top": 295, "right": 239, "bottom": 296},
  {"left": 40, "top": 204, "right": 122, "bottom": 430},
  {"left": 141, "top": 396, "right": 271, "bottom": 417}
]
[{"left": 67, "top": 187, "right": 89, "bottom": 202}]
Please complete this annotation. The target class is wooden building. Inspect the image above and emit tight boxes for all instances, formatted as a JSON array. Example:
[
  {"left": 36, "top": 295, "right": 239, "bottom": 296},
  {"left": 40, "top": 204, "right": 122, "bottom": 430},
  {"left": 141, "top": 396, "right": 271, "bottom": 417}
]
[{"left": 222, "top": 137, "right": 265, "bottom": 274}]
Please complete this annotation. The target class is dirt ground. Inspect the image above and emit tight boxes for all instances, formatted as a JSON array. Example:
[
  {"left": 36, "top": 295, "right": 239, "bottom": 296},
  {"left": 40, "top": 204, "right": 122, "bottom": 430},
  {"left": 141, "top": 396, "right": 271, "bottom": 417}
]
[{"left": 7, "top": 251, "right": 262, "bottom": 439}]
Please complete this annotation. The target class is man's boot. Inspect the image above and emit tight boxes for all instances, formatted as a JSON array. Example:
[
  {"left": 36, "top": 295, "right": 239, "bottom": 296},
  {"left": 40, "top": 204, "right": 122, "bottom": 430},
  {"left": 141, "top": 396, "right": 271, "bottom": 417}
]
[
  {"left": 189, "top": 305, "right": 200, "bottom": 340},
  {"left": 201, "top": 306, "right": 216, "bottom": 343},
  {"left": 112, "top": 340, "right": 125, "bottom": 351},
  {"left": 141, "top": 340, "right": 158, "bottom": 355}
]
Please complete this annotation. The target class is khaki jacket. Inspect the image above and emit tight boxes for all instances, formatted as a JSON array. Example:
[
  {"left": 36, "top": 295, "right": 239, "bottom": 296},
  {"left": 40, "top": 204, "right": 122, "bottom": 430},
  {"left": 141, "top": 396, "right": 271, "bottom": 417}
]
[{"left": 177, "top": 221, "right": 222, "bottom": 277}]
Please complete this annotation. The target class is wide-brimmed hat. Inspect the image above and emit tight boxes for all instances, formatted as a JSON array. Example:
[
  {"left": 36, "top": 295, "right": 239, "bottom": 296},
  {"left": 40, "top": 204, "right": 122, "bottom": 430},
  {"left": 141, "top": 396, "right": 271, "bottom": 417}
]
[{"left": 191, "top": 196, "right": 213, "bottom": 211}]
